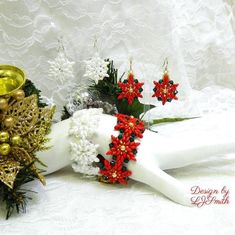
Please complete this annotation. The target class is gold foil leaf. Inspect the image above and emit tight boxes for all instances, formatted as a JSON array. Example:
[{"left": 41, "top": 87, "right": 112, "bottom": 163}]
[
  {"left": 0, "top": 160, "right": 21, "bottom": 189},
  {"left": 22, "top": 107, "right": 55, "bottom": 153},
  {"left": 10, "top": 147, "right": 45, "bottom": 184},
  {"left": 10, "top": 147, "right": 33, "bottom": 165},
  {"left": 2, "top": 95, "right": 39, "bottom": 136}
]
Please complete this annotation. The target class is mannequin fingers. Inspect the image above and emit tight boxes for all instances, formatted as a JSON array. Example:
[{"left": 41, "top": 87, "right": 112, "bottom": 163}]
[{"left": 130, "top": 162, "right": 192, "bottom": 206}]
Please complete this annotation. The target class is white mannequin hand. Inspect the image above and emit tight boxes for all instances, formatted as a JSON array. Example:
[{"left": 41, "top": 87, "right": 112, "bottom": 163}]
[{"left": 37, "top": 110, "right": 235, "bottom": 206}]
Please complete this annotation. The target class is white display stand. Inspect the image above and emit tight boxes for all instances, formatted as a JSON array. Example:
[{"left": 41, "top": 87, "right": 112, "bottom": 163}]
[{"left": 37, "top": 110, "right": 235, "bottom": 206}]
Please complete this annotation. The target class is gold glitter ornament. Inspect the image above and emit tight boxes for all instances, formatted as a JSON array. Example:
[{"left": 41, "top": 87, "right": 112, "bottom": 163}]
[
  {"left": 13, "top": 89, "right": 25, "bottom": 101},
  {"left": 0, "top": 143, "right": 11, "bottom": 156},
  {"left": 0, "top": 98, "right": 8, "bottom": 110},
  {"left": 11, "top": 135, "right": 22, "bottom": 146},
  {"left": 3, "top": 117, "right": 14, "bottom": 128},
  {"left": 0, "top": 131, "right": 10, "bottom": 142}
]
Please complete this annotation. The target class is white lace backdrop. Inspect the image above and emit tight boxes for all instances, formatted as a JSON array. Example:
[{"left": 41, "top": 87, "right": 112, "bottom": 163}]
[{"left": 1, "top": 0, "right": 235, "bottom": 234}]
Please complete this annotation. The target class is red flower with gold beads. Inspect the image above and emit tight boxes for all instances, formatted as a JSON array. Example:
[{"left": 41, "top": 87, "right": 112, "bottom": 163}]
[
  {"left": 99, "top": 159, "right": 132, "bottom": 184},
  {"left": 106, "top": 135, "right": 140, "bottom": 161},
  {"left": 152, "top": 73, "right": 178, "bottom": 105},
  {"left": 117, "top": 72, "right": 144, "bottom": 105},
  {"left": 115, "top": 114, "right": 145, "bottom": 138}
]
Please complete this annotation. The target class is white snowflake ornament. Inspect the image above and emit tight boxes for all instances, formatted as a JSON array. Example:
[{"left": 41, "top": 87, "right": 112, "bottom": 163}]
[
  {"left": 84, "top": 52, "right": 109, "bottom": 84},
  {"left": 48, "top": 51, "right": 75, "bottom": 84}
]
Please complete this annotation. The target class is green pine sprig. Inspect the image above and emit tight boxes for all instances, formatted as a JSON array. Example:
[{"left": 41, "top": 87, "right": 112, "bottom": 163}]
[
  {"left": 61, "top": 106, "right": 71, "bottom": 120},
  {"left": 0, "top": 163, "right": 38, "bottom": 219},
  {"left": 89, "top": 59, "right": 153, "bottom": 118},
  {"left": 89, "top": 59, "right": 120, "bottom": 103},
  {"left": 23, "top": 79, "right": 47, "bottom": 107}
]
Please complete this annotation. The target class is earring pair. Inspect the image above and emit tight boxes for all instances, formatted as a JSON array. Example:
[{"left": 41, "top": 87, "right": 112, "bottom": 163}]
[{"left": 117, "top": 58, "right": 179, "bottom": 105}]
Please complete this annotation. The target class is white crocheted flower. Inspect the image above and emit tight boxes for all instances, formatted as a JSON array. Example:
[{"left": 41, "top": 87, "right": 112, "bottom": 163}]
[
  {"left": 48, "top": 51, "right": 75, "bottom": 84},
  {"left": 69, "top": 108, "right": 103, "bottom": 176},
  {"left": 84, "top": 52, "right": 109, "bottom": 84},
  {"left": 70, "top": 139, "right": 99, "bottom": 175},
  {"left": 69, "top": 108, "right": 102, "bottom": 138}
]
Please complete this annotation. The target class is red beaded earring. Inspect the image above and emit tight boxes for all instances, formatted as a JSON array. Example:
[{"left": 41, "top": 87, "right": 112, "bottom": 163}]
[
  {"left": 152, "top": 59, "right": 178, "bottom": 105},
  {"left": 117, "top": 59, "right": 144, "bottom": 105}
]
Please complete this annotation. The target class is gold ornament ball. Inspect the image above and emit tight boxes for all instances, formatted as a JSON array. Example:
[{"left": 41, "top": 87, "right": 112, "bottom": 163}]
[
  {"left": 13, "top": 89, "right": 25, "bottom": 101},
  {"left": 0, "top": 143, "right": 11, "bottom": 156},
  {"left": 0, "top": 98, "right": 8, "bottom": 110},
  {"left": 11, "top": 135, "right": 22, "bottom": 146},
  {"left": 0, "top": 131, "right": 10, "bottom": 143},
  {"left": 4, "top": 117, "right": 14, "bottom": 128}
]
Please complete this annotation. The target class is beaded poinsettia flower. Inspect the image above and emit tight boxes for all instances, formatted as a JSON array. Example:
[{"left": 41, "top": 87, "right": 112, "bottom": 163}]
[
  {"left": 106, "top": 135, "right": 140, "bottom": 162},
  {"left": 99, "top": 159, "right": 132, "bottom": 184},
  {"left": 152, "top": 73, "right": 178, "bottom": 105},
  {"left": 117, "top": 72, "right": 144, "bottom": 105},
  {"left": 115, "top": 114, "right": 145, "bottom": 138}
]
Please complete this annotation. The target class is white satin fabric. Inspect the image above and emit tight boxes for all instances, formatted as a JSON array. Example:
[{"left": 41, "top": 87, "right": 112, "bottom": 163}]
[{"left": 0, "top": 0, "right": 235, "bottom": 234}]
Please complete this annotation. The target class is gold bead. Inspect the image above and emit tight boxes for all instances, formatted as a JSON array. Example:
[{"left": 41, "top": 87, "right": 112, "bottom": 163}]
[
  {"left": 120, "top": 145, "right": 126, "bottom": 151},
  {"left": 163, "top": 88, "right": 168, "bottom": 94},
  {"left": 4, "top": 117, "right": 14, "bottom": 128},
  {"left": 0, "top": 143, "right": 11, "bottom": 156},
  {"left": 129, "top": 122, "right": 134, "bottom": 127},
  {"left": 11, "top": 135, "right": 22, "bottom": 146},
  {"left": 0, "top": 98, "right": 8, "bottom": 110},
  {"left": 129, "top": 86, "right": 133, "bottom": 93},
  {"left": 0, "top": 131, "right": 10, "bottom": 143},
  {"left": 13, "top": 89, "right": 25, "bottom": 101}
]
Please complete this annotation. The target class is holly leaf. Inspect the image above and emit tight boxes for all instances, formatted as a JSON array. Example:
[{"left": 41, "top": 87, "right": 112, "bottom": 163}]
[
  {"left": 115, "top": 98, "right": 155, "bottom": 118},
  {"left": 148, "top": 117, "right": 198, "bottom": 126}
]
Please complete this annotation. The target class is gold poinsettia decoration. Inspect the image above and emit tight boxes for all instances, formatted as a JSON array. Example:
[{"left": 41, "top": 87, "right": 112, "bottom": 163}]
[{"left": 0, "top": 65, "right": 55, "bottom": 190}]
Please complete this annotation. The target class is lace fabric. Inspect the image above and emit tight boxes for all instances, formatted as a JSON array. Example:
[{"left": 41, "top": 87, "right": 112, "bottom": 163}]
[{"left": 1, "top": 0, "right": 235, "bottom": 120}]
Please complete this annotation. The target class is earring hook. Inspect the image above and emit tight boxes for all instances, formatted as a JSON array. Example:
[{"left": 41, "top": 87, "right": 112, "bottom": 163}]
[
  {"left": 93, "top": 36, "right": 98, "bottom": 52},
  {"left": 129, "top": 57, "right": 133, "bottom": 73},
  {"left": 57, "top": 35, "right": 65, "bottom": 52},
  {"left": 162, "top": 58, "right": 168, "bottom": 73}
]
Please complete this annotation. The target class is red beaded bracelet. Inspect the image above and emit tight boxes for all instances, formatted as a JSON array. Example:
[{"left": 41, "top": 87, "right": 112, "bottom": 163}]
[{"left": 98, "top": 114, "right": 145, "bottom": 184}]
